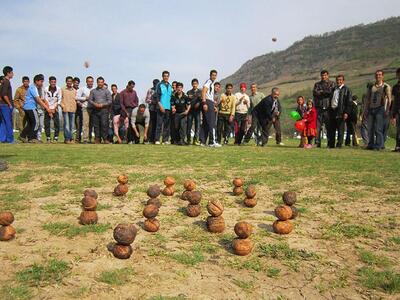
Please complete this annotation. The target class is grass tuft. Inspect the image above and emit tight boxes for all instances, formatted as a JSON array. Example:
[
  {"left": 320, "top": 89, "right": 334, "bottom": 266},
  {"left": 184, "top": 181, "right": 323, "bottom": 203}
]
[
  {"left": 358, "top": 267, "right": 400, "bottom": 294},
  {"left": 42, "top": 222, "right": 111, "bottom": 238},
  {"left": 97, "top": 267, "right": 135, "bottom": 286},
  {"left": 16, "top": 259, "right": 70, "bottom": 286}
]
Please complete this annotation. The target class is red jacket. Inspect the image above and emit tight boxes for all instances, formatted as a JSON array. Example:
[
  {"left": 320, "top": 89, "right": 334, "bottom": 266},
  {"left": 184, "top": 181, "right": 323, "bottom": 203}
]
[{"left": 304, "top": 107, "right": 317, "bottom": 129}]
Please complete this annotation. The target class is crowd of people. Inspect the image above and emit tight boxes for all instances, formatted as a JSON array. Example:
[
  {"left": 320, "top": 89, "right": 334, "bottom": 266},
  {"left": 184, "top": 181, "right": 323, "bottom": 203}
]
[{"left": 0, "top": 66, "right": 399, "bottom": 151}]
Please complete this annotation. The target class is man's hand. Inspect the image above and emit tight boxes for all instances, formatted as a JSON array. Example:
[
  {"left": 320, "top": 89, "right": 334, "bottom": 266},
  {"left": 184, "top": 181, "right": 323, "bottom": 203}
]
[
  {"left": 229, "top": 115, "right": 234, "bottom": 123},
  {"left": 203, "top": 103, "right": 208, "bottom": 112},
  {"left": 272, "top": 117, "right": 276, "bottom": 123},
  {"left": 343, "top": 113, "right": 348, "bottom": 120},
  {"left": 172, "top": 107, "right": 176, "bottom": 114},
  {"left": 159, "top": 103, "right": 165, "bottom": 113},
  {"left": 143, "top": 133, "right": 147, "bottom": 141},
  {"left": 134, "top": 129, "right": 140, "bottom": 137},
  {"left": 391, "top": 118, "right": 396, "bottom": 126}
]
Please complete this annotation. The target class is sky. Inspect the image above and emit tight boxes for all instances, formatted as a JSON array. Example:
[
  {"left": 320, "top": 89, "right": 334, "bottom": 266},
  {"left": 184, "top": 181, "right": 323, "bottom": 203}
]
[{"left": 1, "top": 0, "right": 400, "bottom": 99}]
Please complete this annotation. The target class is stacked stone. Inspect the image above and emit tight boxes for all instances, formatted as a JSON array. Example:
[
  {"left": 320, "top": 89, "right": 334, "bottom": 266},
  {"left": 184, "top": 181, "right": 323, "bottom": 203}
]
[
  {"left": 143, "top": 204, "right": 160, "bottom": 232},
  {"left": 186, "top": 190, "right": 202, "bottom": 217},
  {"left": 272, "top": 191, "right": 298, "bottom": 235},
  {"left": 146, "top": 185, "right": 162, "bottom": 208},
  {"left": 232, "top": 221, "right": 254, "bottom": 256},
  {"left": 181, "top": 179, "right": 196, "bottom": 201},
  {"left": 113, "top": 175, "right": 129, "bottom": 196},
  {"left": 79, "top": 189, "right": 98, "bottom": 225},
  {"left": 206, "top": 200, "right": 225, "bottom": 233},
  {"left": 162, "top": 176, "right": 176, "bottom": 197},
  {"left": 232, "top": 178, "right": 244, "bottom": 196},
  {"left": 111, "top": 224, "right": 138, "bottom": 259},
  {"left": 244, "top": 185, "right": 257, "bottom": 208},
  {"left": 0, "top": 212, "right": 16, "bottom": 241}
]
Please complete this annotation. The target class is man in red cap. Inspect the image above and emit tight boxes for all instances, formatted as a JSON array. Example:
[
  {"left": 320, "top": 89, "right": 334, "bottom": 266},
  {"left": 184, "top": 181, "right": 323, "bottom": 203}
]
[{"left": 234, "top": 83, "right": 250, "bottom": 145}]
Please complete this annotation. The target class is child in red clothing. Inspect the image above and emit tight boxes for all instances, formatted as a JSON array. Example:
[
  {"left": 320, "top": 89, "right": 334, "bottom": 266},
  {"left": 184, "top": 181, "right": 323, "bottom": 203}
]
[
  {"left": 296, "top": 96, "right": 307, "bottom": 147},
  {"left": 303, "top": 100, "right": 317, "bottom": 148}
]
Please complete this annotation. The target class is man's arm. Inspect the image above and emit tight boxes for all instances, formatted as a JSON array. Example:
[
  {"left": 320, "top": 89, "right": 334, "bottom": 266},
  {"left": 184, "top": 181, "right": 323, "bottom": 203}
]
[
  {"left": 343, "top": 88, "right": 352, "bottom": 119},
  {"left": 104, "top": 90, "right": 112, "bottom": 107},
  {"left": 0, "top": 81, "right": 12, "bottom": 107},
  {"left": 88, "top": 90, "right": 95, "bottom": 107},
  {"left": 13, "top": 89, "right": 22, "bottom": 110}
]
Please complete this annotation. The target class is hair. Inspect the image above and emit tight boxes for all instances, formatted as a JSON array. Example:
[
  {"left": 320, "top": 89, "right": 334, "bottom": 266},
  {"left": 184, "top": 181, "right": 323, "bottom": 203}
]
[
  {"left": 307, "top": 100, "right": 313, "bottom": 106},
  {"left": 172, "top": 81, "right": 178, "bottom": 85},
  {"left": 397, "top": 68, "right": 400, "bottom": 74},
  {"left": 176, "top": 82, "right": 183, "bottom": 88},
  {"left": 297, "top": 95, "right": 305, "bottom": 102},
  {"left": 65, "top": 76, "right": 73, "bottom": 82},
  {"left": 153, "top": 79, "right": 160, "bottom": 85},
  {"left": 0, "top": 75, "right": 4, "bottom": 81},
  {"left": 3, "top": 66, "right": 13, "bottom": 76},
  {"left": 127, "top": 80, "right": 135, "bottom": 86},
  {"left": 352, "top": 95, "right": 358, "bottom": 101},
  {"left": 226, "top": 83, "right": 233, "bottom": 89},
  {"left": 375, "top": 69, "right": 384, "bottom": 75},
  {"left": 22, "top": 76, "right": 30, "bottom": 82},
  {"left": 251, "top": 83, "right": 257, "bottom": 87},
  {"left": 73, "top": 77, "right": 80, "bottom": 83},
  {"left": 34, "top": 74, "right": 44, "bottom": 83},
  {"left": 210, "top": 69, "right": 218, "bottom": 76},
  {"left": 97, "top": 76, "right": 105, "bottom": 82},
  {"left": 271, "top": 87, "right": 279, "bottom": 94},
  {"left": 49, "top": 76, "right": 57, "bottom": 81},
  {"left": 191, "top": 78, "right": 199, "bottom": 84},
  {"left": 320, "top": 70, "right": 329, "bottom": 75},
  {"left": 214, "top": 82, "right": 221, "bottom": 86},
  {"left": 162, "top": 70, "right": 170, "bottom": 76},
  {"left": 139, "top": 103, "right": 146, "bottom": 109},
  {"left": 111, "top": 84, "right": 117, "bottom": 89},
  {"left": 336, "top": 74, "right": 345, "bottom": 81},
  {"left": 86, "top": 76, "right": 94, "bottom": 81}
]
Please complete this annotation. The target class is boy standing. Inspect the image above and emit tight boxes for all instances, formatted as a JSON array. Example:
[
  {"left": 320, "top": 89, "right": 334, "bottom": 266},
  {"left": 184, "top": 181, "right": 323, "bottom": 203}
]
[
  {"left": 201, "top": 70, "right": 220, "bottom": 147},
  {"left": 171, "top": 82, "right": 191, "bottom": 145},
  {"left": 244, "top": 84, "right": 265, "bottom": 144},
  {"left": 186, "top": 78, "right": 202, "bottom": 145},
  {"left": 44, "top": 76, "right": 62, "bottom": 143},
  {"left": 217, "top": 84, "right": 235, "bottom": 145},
  {"left": 61, "top": 76, "right": 77, "bottom": 144},
  {"left": 234, "top": 83, "right": 250, "bottom": 145},
  {"left": 13, "top": 76, "right": 30, "bottom": 133},
  {"left": 155, "top": 71, "right": 173, "bottom": 145},
  {"left": 0, "top": 66, "right": 14, "bottom": 143}
]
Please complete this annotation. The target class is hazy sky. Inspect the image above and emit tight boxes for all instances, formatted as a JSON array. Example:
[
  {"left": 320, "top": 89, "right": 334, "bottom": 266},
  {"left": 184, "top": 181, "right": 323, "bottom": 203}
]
[{"left": 1, "top": 0, "right": 400, "bottom": 98}]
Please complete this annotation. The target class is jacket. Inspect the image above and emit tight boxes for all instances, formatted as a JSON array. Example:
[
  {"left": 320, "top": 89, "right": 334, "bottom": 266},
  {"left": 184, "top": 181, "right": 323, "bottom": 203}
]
[
  {"left": 253, "top": 95, "right": 275, "bottom": 122},
  {"left": 330, "top": 85, "right": 352, "bottom": 116},
  {"left": 391, "top": 82, "right": 400, "bottom": 118},
  {"left": 313, "top": 80, "right": 336, "bottom": 109}
]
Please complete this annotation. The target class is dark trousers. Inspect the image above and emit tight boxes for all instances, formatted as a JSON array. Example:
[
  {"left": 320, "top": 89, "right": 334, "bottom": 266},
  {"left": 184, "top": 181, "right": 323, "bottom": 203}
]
[
  {"left": 273, "top": 117, "right": 282, "bottom": 144},
  {"left": 316, "top": 108, "right": 329, "bottom": 146},
  {"left": 327, "top": 109, "right": 345, "bottom": 148},
  {"left": 149, "top": 110, "right": 157, "bottom": 143},
  {"left": 367, "top": 106, "right": 385, "bottom": 150},
  {"left": 361, "top": 112, "right": 369, "bottom": 146},
  {"left": 125, "top": 107, "right": 135, "bottom": 143},
  {"left": 234, "top": 113, "right": 247, "bottom": 145},
  {"left": 20, "top": 109, "right": 39, "bottom": 140},
  {"left": 258, "top": 117, "right": 274, "bottom": 146},
  {"left": 345, "top": 119, "right": 358, "bottom": 146},
  {"left": 133, "top": 121, "right": 147, "bottom": 144},
  {"left": 91, "top": 108, "right": 109, "bottom": 141},
  {"left": 44, "top": 110, "right": 60, "bottom": 139},
  {"left": 75, "top": 106, "right": 83, "bottom": 141},
  {"left": 88, "top": 109, "right": 94, "bottom": 142},
  {"left": 244, "top": 111, "right": 260, "bottom": 144},
  {"left": 174, "top": 113, "right": 187, "bottom": 143},
  {"left": 155, "top": 109, "right": 170, "bottom": 142},
  {"left": 187, "top": 111, "right": 200, "bottom": 142},
  {"left": 200, "top": 100, "right": 216, "bottom": 145},
  {"left": 396, "top": 115, "right": 400, "bottom": 149},
  {"left": 217, "top": 114, "right": 231, "bottom": 144}
]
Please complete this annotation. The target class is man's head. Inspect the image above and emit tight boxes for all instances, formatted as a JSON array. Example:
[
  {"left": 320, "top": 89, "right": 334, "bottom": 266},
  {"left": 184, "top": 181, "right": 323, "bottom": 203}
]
[
  {"left": 210, "top": 70, "right": 218, "bottom": 81},
  {"left": 214, "top": 82, "right": 221, "bottom": 93},
  {"left": 271, "top": 87, "right": 280, "bottom": 99},
  {"left": 139, "top": 103, "right": 146, "bottom": 114},
  {"left": 336, "top": 75, "right": 344, "bottom": 86},
  {"left": 49, "top": 76, "right": 57, "bottom": 88},
  {"left": 22, "top": 76, "right": 30, "bottom": 88},
  {"left": 397, "top": 68, "right": 400, "bottom": 80},
  {"left": 176, "top": 82, "right": 183, "bottom": 94},
  {"left": 97, "top": 77, "right": 105, "bottom": 89},
  {"left": 239, "top": 83, "right": 247, "bottom": 93},
  {"left": 34, "top": 74, "right": 45, "bottom": 88},
  {"left": 297, "top": 95, "right": 305, "bottom": 106},
  {"left": 3, "top": 66, "right": 14, "bottom": 79},
  {"left": 162, "top": 71, "right": 170, "bottom": 82},
  {"left": 73, "top": 77, "right": 80, "bottom": 89},
  {"left": 225, "top": 83, "right": 233, "bottom": 95},
  {"left": 191, "top": 78, "right": 199, "bottom": 89},
  {"left": 250, "top": 83, "right": 257, "bottom": 95},
  {"left": 153, "top": 79, "right": 160, "bottom": 88},
  {"left": 127, "top": 80, "right": 135, "bottom": 92},
  {"left": 320, "top": 70, "right": 329, "bottom": 81},
  {"left": 172, "top": 81, "right": 177, "bottom": 91},
  {"left": 86, "top": 76, "right": 94, "bottom": 88},
  {"left": 66, "top": 76, "right": 73, "bottom": 88},
  {"left": 375, "top": 70, "right": 384, "bottom": 83},
  {"left": 111, "top": 84, "right": 118, "bottom": 94}
]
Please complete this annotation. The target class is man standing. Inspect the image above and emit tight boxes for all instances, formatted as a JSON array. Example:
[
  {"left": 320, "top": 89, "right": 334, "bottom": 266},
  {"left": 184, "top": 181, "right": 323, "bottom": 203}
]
[
  {"left": 253, "top": 87, "right": 281, "bottom": 147},
  {"left": 201, "top": 70, "right": 220, "bottom": 147},
  {"left": 44, "top": 76, "right": 62, "bottom": 143},
  {"left": 155, "top": 71, "right": 173, "bottom": 145},
  {"left": 13, "top": 76, "right": 30, "bottom": 133},
  {"left": 88, "top": 77, "right": 112, "bottom": 144},
  {"left": 73, "top": 77, "right": 82, "bottom": 142},
  {"left": 365, "top": 70, "right": 391, "bottom": 150},
  {"left": 234, "top": 83, "right": 250, "bottom": 145},
  {"left": 145, "top": 79, "right": 160, "bottom": 144},
  {"left": 171, "top": 82, "right": 191, "bottom": 145},
  {"left": 217, "top": 83, "right": 235, "bottom": 145},
  {"left": 131, "top": 104, "right": 150, "bottom": 144},
  {"left": 61, "top": 76, "right": 77, "bottom": 144},
  {"left": 313, "top": 70, "right": 336, "bottom": 147},
  {"left": 120, "top": 80, "right": 139, "bottom": 144},
  {"left": 20, "top": 74, "right": 50, "bottom": 143},
  {"left": 327, "top": 75, "right": 352, "bottom": 148},
  {"left": 0, "top": 66, "right": 14, "bottom": 143},
  {"left": 186, "top": 78, "right": 202, "bottom": 145},
  {"left": 244, "top": 83, "right": 265, "bottom": 145},
  {"left": 76, "top": 76, "right": 94, "bottom": 144},
  {"left": 391, "top": 68, "right": 400, "bottom": 152}
]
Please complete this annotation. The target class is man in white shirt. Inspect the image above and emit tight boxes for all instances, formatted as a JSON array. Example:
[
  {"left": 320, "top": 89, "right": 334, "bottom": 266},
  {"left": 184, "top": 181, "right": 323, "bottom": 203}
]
[
  {"left": 234, "top": 83, "right": 250, "bottom": 145},
  {"left": 200, "top": 70, "right": 221, "bottom": 147},
  {"left": 76, "top": 76, "right": 94, "bottom": 144},
  {"left": 44, "top": 76, "right": 62, "bottom": 143}
]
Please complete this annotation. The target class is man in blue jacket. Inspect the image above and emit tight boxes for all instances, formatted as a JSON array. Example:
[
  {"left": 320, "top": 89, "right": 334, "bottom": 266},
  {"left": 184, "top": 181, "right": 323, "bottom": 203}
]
[{"left": 155, "top": 70, "right": 173, "bottom": 145}]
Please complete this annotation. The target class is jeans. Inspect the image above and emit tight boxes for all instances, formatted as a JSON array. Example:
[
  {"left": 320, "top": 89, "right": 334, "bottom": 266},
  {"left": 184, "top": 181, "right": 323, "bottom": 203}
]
[
  {"left": 234, "top": 113, "right": 247, "bottom": 145},
  {"left": 36, "top": 109, "right": 44, "bottom": 140},
  {"left": 367, "top": 106, "right": 385, "bottom": 150},
  {"left": 133, "top": 121, "right": 147, "bottom": 144},
  {"left": 20, "top": 109, "right": 39, "bottom": 140},
  {"left": 315, "top": 107, "right": 329, "bottom": 146},
  {"left": 217, "top": 114, "right": 231, "bottom": 144},
  {"left": 155, "top": 109, "right": 170, "bottom": 142},
  {"left": 200, "top": 100, "right": 216, "bottom": 145},
  {"left": 63, "top": 112, "right": 75, "bottom": 141},
  {"left": 187, "top": 111, "right": 200, "bottom": 142},
  {"left": 0, "top": 105, "right": 14, "bottom": 143},
  {"left": 174, "top": 113, "right": 187, "bottom": 143},
  {"left": 44, "top": 110, "right": 60, "bottom": 140},
  {"left": 91, "top": 108, "right": 109, "bottom": 141},
  {"left": 16, "top": 109, "right": 26, "bottom": 132}
]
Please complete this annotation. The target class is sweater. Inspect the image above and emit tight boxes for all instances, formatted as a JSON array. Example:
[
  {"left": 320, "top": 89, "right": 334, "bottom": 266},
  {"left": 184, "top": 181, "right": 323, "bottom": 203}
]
[
  {"left": 235, "top": 92, "right": 250, "bottom": 114},
  {"left": 218, "top": 93, "right": 236, "bottom": 115},
  {"left": 61, "top": 87, "right": 77, "bottom": 112}
]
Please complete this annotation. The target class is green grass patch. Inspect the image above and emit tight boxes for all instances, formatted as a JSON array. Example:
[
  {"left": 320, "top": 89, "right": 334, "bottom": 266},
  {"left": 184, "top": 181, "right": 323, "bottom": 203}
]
[
  {"left": 97, "top": 267, "right": 135, "bottom": 286},
  {"left": 258, "top": 242, "right": 318, "bottom": 261},
  {"left": 0, "top": 285, "right": 32, "bottom": 300},
  {"left": 358, "top": 267, "right": 400, "bottom": 294},
  {"left": 358, "top": 248, "right": 391, "bottom": 267},
  {"left": 231, "top": 278, "right": 254, "bottom": 291},
  {"left": 266, "top": 267, "right": 281, "bottom": 278},
  {"left": 387, "top": 236, "right": 400, "bottom": 245},
  {"left": 170, "top": 246, "right": 205, "bottom": 266},
  {"left": 42, "top": 222, "right": 111, "bottom": 238},
  {"left": 323, "top": 222, "right": 376, "bottom": 239}
]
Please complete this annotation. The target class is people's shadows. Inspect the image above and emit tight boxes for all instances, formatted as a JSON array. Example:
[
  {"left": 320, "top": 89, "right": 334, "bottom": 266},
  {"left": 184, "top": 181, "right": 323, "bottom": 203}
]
[
  {"left": 264, "top": 210, "right": 275, "bottom": 216},
  {"left": 193, "top": 219, "right": 207, "bottom": 230},
  {"left": 177, "top": 206, "right": 186, "bottom": 216},
  {"left": 218, "top": 236, "right": 235, "bottom": 254},
  {"left": 258, "top": 223, "right": 274, "bottom": 233},
  {"left": 136, "top": 220, "right": 145, "bottom": 229}
]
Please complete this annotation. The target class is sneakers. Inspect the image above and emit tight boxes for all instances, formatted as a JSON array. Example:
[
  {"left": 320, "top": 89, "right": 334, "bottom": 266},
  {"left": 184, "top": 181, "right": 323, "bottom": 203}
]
[
  {"left": 209, "top": 143, "right": 222, "bottom": 148},
  {"left": 163, "top": 141, "right": 170, "bottom": 145},
  {"left": 305, "top": 144, "right": 313, "bottom": 149},
  {"left": 277, "top": 142, "right": 285, "bottom": 146},
  {"left": 28, "top": 139, "right": 40, "bottom": 144},
  {"left": 193, "top": 140, "right": 201, "bottom": 146},
  {"left": 155, "top": 141, "right": 161, "bottom": 145},
  {"left": 18, "top": 136, "right": 28, "bottom": 143}
]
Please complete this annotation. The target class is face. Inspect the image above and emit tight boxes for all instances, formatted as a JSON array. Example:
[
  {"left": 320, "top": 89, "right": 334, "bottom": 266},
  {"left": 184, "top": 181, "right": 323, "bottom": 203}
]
[
  {"left": 307, "top": 102, "right": 313, "bottom": 109},
  {"left": 7, "top": 71, "right": 14, "bottom": 79},
  {"left": 36, "top": 80, "right": 44, "bottom": 88},
  {"left": 87, "top": 78, "right": 94, "bottom": 88},
  {"left": 172, "top": 82, "right": 177, "bottom": 90},
  {"left": 272, "top": 89, "right": 280, "bottom": 99},
  {"left": 73, "top": 80, "right": 80, "bottom": 89},
  {"left": 23, "top": 79, "right": 30, "bottom": 88},
  {"left": 297, "top": 97, "right": 304, "bottom": 106},
  {"left": 66, "top": 79, "right": 73, "bottom": 88},
  {"left": 336, "top": 76, "right": 344, "bottom": 86},
  {"left": 177, "top": 85, "right": 183, "bottom": 94},
  {"left": 321, "top": 72, "right": 329, "bottom": 81},
  {"left": 210, "top": 72, "right": 217, "bottom": 81},
  {"left": 139, "top": 107, "right": 145, "bottom": 114},
  {"left": 215, "top": 84, "right": 221, "bottom": 93},
  {"left": 251, "top": 85, "right": 257, "bottom": 94},
  {"left": 192, "top": 81, "right": 199, "bottom": 89},
  {"left": 240, "top": 86, "right": 246, "bottom": 93},
  {"left": 375, "top": 71, "right": 384, "bottom": 82},
  {"left": 111, "top": 86, "right": 117, "bottom": 94},
  {"left": 226, "top": 86, "right": 233, "bottom": 94},
  {"left": 49, "top": 79, "right": 56, "bottom": 88},
  {"left": 162, "top": 73, "right": 169, "bottom": 82},
  {"left": 97, "top": 79, "right": 104, "bottom": 89},
  {"left": 127, "top": 84, "right": 133, "bottom": 92}
]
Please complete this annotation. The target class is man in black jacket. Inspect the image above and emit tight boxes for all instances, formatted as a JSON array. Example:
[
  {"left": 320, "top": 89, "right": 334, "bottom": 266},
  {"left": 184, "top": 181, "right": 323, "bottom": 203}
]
[
  {"left": 253, "top": 87, "right": 280, "bottom": 146},
  {"left": 391, "top": 68, "right": 400, "bottom": 152},
  {"left": 313, "top": 70, "right": 336, "bottom": 147},
  {"left": 327, "top": 75, "right": 352, "bottom": 148}
]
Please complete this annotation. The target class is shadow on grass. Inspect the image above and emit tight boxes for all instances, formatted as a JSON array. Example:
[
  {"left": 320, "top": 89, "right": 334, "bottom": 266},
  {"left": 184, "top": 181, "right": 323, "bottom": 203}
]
[
  {"left": 258, "top": 223, "right": 274, "bottom": 233},
  {"left": 264, "top": 210, "right": 276, "bottom": 216},
  {"left": 193, "top": 220, "right": 207, "bottom": 231}
]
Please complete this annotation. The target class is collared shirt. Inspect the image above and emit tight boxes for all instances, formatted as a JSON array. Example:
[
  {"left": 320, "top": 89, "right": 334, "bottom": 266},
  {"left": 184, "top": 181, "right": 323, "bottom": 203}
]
[
  {"left": 0, "top": 78, "right": 13, "bottom": 105},
  {"left": 235, "top": 92, "right": 250, "bottom": 114},
  {"left": 171, "top": 93, "right": 190, "bottom": 113},
  {"left": 203, "top": 79, "right": 215, "bottom": 101},
  {"left": 14, "top": 85, "right": 28, "bottom": 110},
  {"left": 187, "top": 88, "right": 202, "bottom": 112},
  {"left": 76, "top": 85, "right": 94, "bottom": 108},
  {"left": 45, "top": 86, "right": 62, "bottom": 109},
  {"left": 23, "top": 84, "right": 40, "bottom": 110},
  {"left": 120, "top": 88, "right": 139, "bottom": 111},
  {"left": 249, "top": 92, "right": 265, "bottom": 113},
  {"left": 61, "top": 87, "right": 77, "bottom": 112},
  {"left": 218, "top": 93, "right": 236, "bottom": 115},
  {"left": 88, "top": 87, "right": 112, "bottom": 108},
  {"left": 331, "top": 84, "right": 344, "bottom": 109}
]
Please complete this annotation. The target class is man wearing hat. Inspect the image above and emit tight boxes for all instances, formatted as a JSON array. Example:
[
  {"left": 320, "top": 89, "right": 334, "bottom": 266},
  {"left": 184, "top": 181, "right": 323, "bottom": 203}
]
[{"left": 234, "top": 83, "right": 250, "bottom": 145}]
